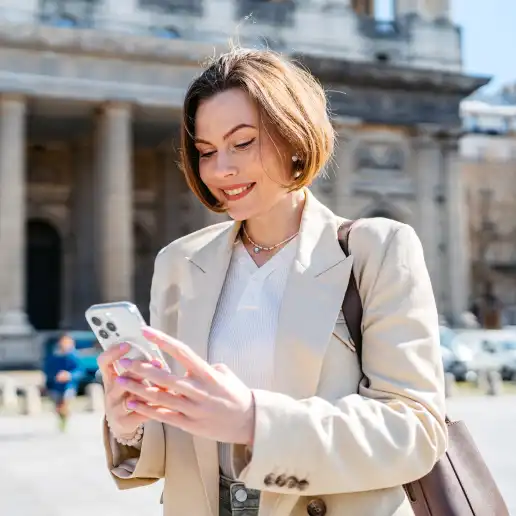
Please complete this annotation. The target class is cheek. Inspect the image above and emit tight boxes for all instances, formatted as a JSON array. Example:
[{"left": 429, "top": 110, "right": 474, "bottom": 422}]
[{"left": 258, "top": 149, "right": 292, "bottom": 186}]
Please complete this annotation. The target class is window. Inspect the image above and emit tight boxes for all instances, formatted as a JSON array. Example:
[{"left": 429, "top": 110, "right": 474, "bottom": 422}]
[
  {"left": 50, "top": 14, "right": 78, "bottom": 27},
  {"left": 39, "top": 0, "right": 97, "bottom": 28},
  {"left": 152, "top": 26, "right": 181, "bottom": 39},
  {"left": 352, "top": 0, "right": 395, "bottom": 19},
  {"left": 235, "top": 0, "right": 295, "bottom": 27},
  {"left": 140, "top": 0, "right": 203, "bottom": 16}
]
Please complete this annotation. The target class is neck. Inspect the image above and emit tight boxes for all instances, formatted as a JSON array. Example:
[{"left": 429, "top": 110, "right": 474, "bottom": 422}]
[{"left": 244, "top": 189, "right": 306, "bottom": 248}]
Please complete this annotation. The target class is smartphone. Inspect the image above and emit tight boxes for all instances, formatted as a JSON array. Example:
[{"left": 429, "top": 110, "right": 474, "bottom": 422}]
[{"left": 85, "top": 301, "right": 170, "bottom": 376}]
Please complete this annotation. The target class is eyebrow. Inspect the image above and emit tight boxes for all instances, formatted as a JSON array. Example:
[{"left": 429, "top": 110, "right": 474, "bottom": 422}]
[{"left": 194, "top": 123, "right": 256, "bottom": 145}]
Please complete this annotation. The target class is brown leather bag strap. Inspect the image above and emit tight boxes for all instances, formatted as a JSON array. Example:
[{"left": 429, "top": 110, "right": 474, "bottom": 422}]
[
  {"left": 338, "top": 220, "right": 363, "bottom": 363},
  {"left": 338, "top": 220, "right": 453, "bottom": 425}
]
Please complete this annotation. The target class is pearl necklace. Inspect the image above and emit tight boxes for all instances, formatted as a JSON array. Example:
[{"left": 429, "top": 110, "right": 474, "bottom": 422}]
[{"left": 242, "top": 224, "right": 299, "bottom": 254}]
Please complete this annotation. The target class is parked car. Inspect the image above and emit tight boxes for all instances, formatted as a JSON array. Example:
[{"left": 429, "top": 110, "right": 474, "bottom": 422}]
[
  {"left": 452, "top": 328, "right": 516, "bottom": 381},
  {"left": 498, "top": 339, "right": 516, "bottom": 380},
  {"left": 41, "top": 330, "right": 101, "bottom": 394},
  {"left": 439, "top": 326, "right": 476, "bottom": 381}
]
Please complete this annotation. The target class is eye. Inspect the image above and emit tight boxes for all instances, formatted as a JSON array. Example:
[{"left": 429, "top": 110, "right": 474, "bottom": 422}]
[
  {"left": 235, "top": 138, "right": 255, "bottom": 150},
  {"left": 199, "top": 150, "right": 215, "bottom": 159}
]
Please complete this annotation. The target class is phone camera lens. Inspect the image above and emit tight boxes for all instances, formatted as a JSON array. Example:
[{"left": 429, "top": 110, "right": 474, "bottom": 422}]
[
  {"left": 99, "top": 329, "right": 109, "bottom": 339},
  {"left": 92, "top": 317, "right": 102, "bottom": 326},
  {"left": 106, "top": 322, "right": 117, "bottom": 332}
]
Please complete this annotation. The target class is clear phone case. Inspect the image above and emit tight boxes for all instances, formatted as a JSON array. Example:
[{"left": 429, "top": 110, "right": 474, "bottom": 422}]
[{"left": 85, "top": 301, "right": 170, "bottom": 375}]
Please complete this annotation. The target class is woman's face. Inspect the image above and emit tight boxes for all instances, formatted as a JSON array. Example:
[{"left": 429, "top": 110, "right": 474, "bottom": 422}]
[{"left": 195, "top": 88, "right": 294, "bottom": 222}]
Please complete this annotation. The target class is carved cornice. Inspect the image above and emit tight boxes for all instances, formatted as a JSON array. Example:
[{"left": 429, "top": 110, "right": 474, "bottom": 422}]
[
  {"left": 326, "top": 86, "right": 469, "bottom": 127},
  {"left": 0, "top": 21, "right": 225, "bottom": 65},
  {"left": 293, "top": 53, "right": 491, "bottom": 96}
]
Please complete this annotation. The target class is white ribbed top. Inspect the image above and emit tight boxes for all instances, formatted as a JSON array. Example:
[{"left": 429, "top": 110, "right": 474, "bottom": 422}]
[{"left": 208, "top": 238, "right": 297, "bottom": 477}]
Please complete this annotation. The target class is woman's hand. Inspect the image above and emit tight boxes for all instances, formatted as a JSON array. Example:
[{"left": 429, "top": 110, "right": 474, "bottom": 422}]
[
  {"left": 116, "top": 327, "right": 256, "bottom": 446},
  {"left": 97, "top": 343, "right": 149, "bottom": 439}
]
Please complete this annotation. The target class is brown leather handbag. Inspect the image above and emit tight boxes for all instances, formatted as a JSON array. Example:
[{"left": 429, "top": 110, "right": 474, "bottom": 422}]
[{"left": 338, "top": 220, "right": 510, "bottom": 516}]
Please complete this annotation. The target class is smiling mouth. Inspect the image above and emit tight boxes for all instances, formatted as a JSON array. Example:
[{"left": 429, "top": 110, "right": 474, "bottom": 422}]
[{"left": 222, "top": 183, "right": 255, "bottom": 201}]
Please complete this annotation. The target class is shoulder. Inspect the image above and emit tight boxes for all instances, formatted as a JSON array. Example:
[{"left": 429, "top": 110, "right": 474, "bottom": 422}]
[
  {"left": 345, "top": 217, "right": 425, "bottom": 282},
  {"left": 154, "top": 221, "right": 234, "bottom": 271},
  {"left": 347, "top": 217, "right": 420, "bottom": 255}
]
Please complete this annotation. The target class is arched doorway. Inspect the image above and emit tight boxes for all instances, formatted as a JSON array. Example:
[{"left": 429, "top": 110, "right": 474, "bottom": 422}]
[{"left": 26, "top": 220, "right": 62, "bottom": 330}]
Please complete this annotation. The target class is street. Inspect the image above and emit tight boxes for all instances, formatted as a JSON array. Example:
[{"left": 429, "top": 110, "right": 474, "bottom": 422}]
[{"left": 0, "top": 396, "right": 514, "bottom": 516}]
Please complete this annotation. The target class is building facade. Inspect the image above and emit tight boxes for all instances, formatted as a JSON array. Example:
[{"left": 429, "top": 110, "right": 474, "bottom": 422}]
[
  {"left": 461, "top": 87, "right": 516, "bottom": 327},
  {"left": 0, "top": 0, "right": 488, "bottom": 366}
]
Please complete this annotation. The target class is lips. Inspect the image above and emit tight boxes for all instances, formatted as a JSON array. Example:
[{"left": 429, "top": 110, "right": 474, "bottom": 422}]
[{"left": 222, "top": 182, "right": 255, "bottom": 201}]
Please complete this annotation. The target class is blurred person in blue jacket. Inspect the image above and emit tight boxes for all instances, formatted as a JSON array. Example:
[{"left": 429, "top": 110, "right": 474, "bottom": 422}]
[{"left": 44, "top": 333, "right": 84, "bottom": 431}]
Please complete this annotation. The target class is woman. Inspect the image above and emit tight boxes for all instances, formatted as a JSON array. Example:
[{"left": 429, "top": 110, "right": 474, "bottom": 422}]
[{"left": 99, "top": 48, "right": 447, "bottom": 516}]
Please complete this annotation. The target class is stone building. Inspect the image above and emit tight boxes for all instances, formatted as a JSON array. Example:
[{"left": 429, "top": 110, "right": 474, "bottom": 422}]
[
  {"left": 461, "top": 88, "right": 516, "bottom": 327},
  {"left": 0, "top": 0, "right": 488, "bottom": 366}
]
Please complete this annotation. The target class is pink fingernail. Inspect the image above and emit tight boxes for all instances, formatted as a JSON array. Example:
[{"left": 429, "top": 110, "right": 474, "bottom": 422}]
[
  {"left": 127, "top": 400, "right": 138, "bottom": 409},
  {"left": 116, "top": 376, "right": 129, "bottom": 384},
  {"left": 119, "top": 342, "right": 130, "bottom": 352},
  {"left": 151, "top": 360, "right": 162, "bottom": 368},
  {"left": 119, "top": 358, "right": 132, "bottom": 368}
]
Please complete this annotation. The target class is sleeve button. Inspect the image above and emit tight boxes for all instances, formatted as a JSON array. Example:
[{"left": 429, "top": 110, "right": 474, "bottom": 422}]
[
  {"left": 263, "top": 473, "right": 275, "bottom": 486},
  {"left": 275, "top": 474, "right": 287, "bottom": 487},
  {"left": 285, "top": 476, "right": 299, "bottom": 489},
  {"left": 307, "top": 498, "right": 327, "bottom": 516},
  {"left": 298, "top": 479, "right": 309, "bottom": 491}
]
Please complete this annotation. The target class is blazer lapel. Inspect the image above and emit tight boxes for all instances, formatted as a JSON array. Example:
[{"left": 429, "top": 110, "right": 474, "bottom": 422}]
[
  {"left": 176, "top": 221, "right": 241, "bottom": 516},
  {"left": 273, "top": 191, "right": 354, "bottom": 398}
]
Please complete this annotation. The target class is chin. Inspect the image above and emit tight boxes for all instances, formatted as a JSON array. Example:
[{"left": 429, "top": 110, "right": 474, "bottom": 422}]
[
  {"left": 226, "top": 204, "right": 261, "bottom": 222},
  {"left": 226, "top": 208, "right": 251, "bottom": 222}
]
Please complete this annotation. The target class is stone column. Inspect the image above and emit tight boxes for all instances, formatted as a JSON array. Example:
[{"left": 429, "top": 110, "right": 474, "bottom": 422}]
[
  {"left": 0, "top": 94, "right": 31, "bottom": 335},
  {"left": 413, "top": 131, "right": 441, "bottom": 303},
  {"left": 442, "top": 136, "right": 469, "bottom": 325},
  {"left": 332, "top": 124, "right": 355, "bottom": 216},
  {"left": 94, "top": 102, "right": 134, "bottom": 302}
]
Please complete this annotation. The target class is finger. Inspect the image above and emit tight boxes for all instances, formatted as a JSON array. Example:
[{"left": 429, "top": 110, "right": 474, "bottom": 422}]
[
  {"left": 97, "top": 343, "right": 131, "bottom": 377},
  {"left": 111, "top": 395, "right": 148, "bottom": 425},
  {"left": 126, "top": 400, "right": 191, "bottom": 431},
  {"left": 117, "top": 377, "right": 193, "bottom": 413},
  {"left": 142, "top": 327, "right": 212, "bottom": 378},
  {"left": 106, "top": 371, "right": 145, "bottom": 402},
  {"left": 121, "top": 361, "right": 204, "bottom": 399}
]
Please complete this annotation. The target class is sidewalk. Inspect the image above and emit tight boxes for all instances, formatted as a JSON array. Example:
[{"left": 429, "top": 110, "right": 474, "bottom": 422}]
[{"left": 0, "top": 370, "right": 45, "bottom": 385}]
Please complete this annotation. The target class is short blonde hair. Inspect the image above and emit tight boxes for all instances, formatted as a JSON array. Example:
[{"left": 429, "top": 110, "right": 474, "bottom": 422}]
[{"left": 180, "top": 47, "right": 335, "bottom": 212}]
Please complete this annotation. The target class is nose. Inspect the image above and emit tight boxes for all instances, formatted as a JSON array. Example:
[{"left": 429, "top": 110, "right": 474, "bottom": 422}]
[{"left": 213, "top": 152, "right": 237, "bottom": 178}]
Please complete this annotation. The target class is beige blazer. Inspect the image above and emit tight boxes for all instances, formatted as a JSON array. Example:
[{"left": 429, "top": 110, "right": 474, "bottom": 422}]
[{"left": 103, "top": 190, "right": 448, "bottom": 516}]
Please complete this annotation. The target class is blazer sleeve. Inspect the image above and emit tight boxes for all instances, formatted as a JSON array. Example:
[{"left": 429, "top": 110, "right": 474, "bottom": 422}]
[
  {"left": 103, "top": 251, "right": 169, "bottom": 489},
  {"left": 232, "top": 223, "right": 448, "bottom": 495}
]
